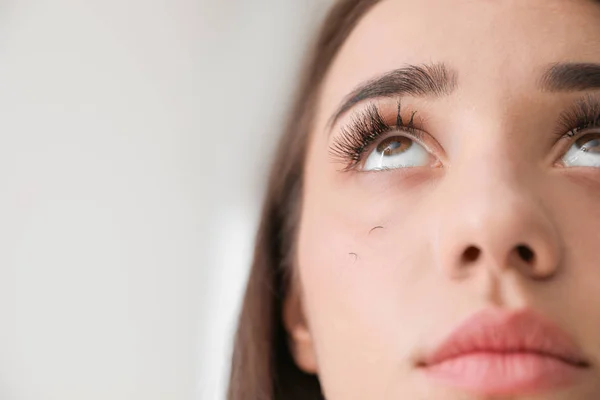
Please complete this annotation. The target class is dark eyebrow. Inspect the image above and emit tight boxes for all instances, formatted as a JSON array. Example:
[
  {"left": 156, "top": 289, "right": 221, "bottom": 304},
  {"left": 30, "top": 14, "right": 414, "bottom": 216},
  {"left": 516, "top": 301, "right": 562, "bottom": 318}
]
[
  {"left": 327, "top": 63, "right": 458, "bottom": 130},
  {"left": 540, "top": 63, "right": 600, "bottom": 92}
]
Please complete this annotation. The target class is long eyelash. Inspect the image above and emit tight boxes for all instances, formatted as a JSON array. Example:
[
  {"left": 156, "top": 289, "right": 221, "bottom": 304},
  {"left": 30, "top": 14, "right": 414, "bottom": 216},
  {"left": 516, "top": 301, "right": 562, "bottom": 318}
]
[
  {"left": 559, "top": 95, "right": 600, "bottom": 138},
  {"left": 329, "top": 101, "right": 417, "bottom": 171}
]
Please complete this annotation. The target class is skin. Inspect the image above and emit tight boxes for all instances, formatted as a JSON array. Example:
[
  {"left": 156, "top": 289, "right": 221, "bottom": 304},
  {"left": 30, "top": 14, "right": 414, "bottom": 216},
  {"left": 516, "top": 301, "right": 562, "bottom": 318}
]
[{"left": 283, "top": 0, "right": 600, "bottom": 399}]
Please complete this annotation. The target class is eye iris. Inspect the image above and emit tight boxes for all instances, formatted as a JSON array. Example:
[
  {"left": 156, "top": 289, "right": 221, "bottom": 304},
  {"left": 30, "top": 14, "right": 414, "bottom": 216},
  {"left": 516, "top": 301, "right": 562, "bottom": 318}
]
[
  {"left": 376, "top": 136, "right": 412, "bottom": 156},
  {"left": 576, "top": 134, "right": 600, "bottom": 153}
]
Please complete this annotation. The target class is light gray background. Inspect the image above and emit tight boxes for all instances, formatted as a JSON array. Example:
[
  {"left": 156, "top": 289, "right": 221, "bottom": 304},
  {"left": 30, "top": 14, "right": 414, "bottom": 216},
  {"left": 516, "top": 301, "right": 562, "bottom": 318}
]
[{"left": 0, "top": 1, "right": 329, "bottom": 399}]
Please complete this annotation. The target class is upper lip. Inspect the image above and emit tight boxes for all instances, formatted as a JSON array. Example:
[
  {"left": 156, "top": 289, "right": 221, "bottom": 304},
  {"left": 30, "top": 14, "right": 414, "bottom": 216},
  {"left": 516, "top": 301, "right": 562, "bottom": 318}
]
[{"left": 420, "top": 308, "right": 590, "bottom": 368}]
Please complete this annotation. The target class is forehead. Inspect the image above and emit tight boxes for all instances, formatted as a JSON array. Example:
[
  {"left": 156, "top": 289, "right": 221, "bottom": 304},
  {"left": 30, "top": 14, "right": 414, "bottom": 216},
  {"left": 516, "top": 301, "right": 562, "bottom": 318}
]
[{"left": 317, "top": 0, "right": 600, "bottom": 124}]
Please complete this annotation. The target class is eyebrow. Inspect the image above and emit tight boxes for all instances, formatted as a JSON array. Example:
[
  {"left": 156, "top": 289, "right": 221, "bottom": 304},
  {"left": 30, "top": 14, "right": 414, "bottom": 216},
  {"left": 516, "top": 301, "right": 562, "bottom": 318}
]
[
  {"left": 327, "top": 63, "right": 458, "bottom": 130},
  {"left": 540, "top": 63, "right": 600, "bottom": 92}
]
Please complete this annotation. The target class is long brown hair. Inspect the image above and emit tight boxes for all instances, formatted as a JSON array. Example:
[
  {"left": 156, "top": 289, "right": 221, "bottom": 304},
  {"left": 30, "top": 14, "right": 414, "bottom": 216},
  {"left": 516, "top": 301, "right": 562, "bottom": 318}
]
[{"left": 227, "top": 1, "right": 380, "bottom": 399}]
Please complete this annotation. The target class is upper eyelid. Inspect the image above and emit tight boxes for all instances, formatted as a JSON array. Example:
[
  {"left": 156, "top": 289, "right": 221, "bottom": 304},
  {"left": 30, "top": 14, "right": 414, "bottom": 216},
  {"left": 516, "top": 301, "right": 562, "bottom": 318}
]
[
  {"left": 334, "top": 103, "right": 437, "bottom": 147},
  {"left": 328, "top": 102, "right": 436, "bottom": 170},
  {"left": 329, "top": 101, "right": 397, "bottom": 136},
  {"left": 336, "top": 96, "right": 600, "bottom": 133},
  {"left": 360, "top": 120, "right": 440, "bottom": 158},
  {"left": 334, "top": 102, "right": 420, "bottom": 131}
]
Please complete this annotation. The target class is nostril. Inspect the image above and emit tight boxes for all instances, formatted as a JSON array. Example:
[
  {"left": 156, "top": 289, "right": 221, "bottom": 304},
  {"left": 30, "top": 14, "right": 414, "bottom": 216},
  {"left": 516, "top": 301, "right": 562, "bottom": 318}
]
[
  {"left": 517, "top": 244, "right": 535, "bottom": 264},
  {"left": 462, "top": 246, "right": 481, "bottom": 263}
]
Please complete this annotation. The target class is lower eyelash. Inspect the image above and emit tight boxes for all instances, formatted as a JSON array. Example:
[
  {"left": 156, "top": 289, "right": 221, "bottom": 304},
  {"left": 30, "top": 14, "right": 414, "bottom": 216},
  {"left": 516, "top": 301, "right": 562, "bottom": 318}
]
[{"left": 329, "top": 101, "right": 417, "bottom": 171}]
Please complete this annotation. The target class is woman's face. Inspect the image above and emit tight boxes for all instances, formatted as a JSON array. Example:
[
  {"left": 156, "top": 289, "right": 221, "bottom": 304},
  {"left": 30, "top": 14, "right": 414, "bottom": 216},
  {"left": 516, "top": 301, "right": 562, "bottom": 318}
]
[{"left": 287, "top": 0, "right": 600, "bottom": 399}]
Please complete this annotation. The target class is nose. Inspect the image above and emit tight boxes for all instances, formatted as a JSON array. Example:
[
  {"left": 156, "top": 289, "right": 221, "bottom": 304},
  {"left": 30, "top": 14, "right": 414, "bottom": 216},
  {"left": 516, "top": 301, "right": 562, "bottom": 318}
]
[{"left": 433, "top": 165, "right": 562, "bottom": 281}]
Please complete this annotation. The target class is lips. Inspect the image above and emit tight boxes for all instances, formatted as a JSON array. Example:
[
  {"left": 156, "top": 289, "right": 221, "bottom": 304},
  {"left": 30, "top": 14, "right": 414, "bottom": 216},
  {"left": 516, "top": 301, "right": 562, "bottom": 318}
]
[{"left": 420, "top": 309, "right": 590, "bottom": 396}]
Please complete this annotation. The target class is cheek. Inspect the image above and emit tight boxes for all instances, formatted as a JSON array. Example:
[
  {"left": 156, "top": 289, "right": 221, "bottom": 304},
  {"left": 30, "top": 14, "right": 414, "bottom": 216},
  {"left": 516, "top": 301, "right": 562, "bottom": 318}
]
[
  {"left": 546, "top": 172, "right": 600, "bottom": 273},
  {"left": 295, "top": 172, "right": 440, "bottom": 397},
  {"left": 545, "top": 174, "right": 600, "bottom": 354}
]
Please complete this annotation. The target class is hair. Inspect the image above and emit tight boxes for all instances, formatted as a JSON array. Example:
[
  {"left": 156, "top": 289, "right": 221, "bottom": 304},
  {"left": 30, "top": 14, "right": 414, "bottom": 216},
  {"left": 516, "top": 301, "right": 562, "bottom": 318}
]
[{"left": 226, "top": 1, "right": 381, "bottom": 399}]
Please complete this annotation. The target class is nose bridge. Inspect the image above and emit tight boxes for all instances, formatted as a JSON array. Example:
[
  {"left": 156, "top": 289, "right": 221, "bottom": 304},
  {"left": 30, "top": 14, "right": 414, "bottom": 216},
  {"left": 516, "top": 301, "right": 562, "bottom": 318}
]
[
  {"left": 433, "top": 155, "right": 561, "bottom": 280},
  {"left": 453, "top": 157, "right": 529, "bottom": 233}
]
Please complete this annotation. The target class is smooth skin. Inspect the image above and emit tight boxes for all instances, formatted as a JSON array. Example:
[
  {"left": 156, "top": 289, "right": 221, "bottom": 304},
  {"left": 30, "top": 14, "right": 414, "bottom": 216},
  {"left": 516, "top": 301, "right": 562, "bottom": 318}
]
[{"left": 284, "top": 0, "right": 600, "bottom": 399}]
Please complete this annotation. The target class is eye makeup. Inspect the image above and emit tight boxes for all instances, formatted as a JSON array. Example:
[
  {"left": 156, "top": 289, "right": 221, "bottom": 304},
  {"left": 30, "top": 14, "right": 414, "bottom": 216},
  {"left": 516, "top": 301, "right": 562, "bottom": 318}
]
[
  {"left": 558, "top": 95, "right": 600, "bottom": 139},
  {"left": 329, "top": 95, "right": 600, "bottom": 172},
  {"left": 557, "top": 95, "right": 600, "bottom": 166},
  {"left": 328, "top": 101, "right": 425, "bottom": 172}
]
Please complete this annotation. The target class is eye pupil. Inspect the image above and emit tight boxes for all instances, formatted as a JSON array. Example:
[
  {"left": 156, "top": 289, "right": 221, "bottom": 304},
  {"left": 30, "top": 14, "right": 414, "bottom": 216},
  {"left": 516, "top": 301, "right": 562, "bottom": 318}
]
[{"left": 377, "top": 136, "right": 412, "bottom": 155}]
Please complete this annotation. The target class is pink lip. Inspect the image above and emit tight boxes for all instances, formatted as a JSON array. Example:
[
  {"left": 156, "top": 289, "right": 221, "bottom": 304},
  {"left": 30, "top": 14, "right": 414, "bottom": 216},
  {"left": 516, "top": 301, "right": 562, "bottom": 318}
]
[{"left": 420, "top": 309, "right": 590, "bottom": 396}]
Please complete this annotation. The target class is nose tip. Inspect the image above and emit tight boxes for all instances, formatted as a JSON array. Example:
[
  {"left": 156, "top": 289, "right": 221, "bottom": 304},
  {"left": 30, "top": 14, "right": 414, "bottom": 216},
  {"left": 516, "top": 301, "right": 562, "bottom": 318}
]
[
  {"left": 431, "top": 137, "right": 564, "bottom": 283},
  {"left": 437, "top": 204, "right": 564, "bottom": 279},
  {"left": 435, "top": 186, "right": 562, "bottom": 281}
]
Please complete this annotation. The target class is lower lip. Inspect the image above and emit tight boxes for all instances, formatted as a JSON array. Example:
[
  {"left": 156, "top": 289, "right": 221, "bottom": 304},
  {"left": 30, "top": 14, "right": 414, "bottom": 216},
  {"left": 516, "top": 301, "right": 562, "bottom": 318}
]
[{"left": 423, "top": 352, "right": 582, "bottom": 396}]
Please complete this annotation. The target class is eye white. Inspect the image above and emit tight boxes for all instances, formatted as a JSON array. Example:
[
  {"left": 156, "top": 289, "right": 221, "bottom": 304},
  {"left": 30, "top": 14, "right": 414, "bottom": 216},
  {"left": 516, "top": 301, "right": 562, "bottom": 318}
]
[
  {"left": 562, "top": 135, "right": 600, "bottom": 168},
  {"left": 363, "top": 135, "right": 431, "bottom": 171}
]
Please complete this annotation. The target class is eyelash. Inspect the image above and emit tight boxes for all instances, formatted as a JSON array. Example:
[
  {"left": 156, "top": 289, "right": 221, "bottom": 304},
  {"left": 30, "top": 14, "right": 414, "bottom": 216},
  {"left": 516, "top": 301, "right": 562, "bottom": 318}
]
[
  {"left": 329, "top": 101, "right": 420, "bottom": 171},
  {"left": 559, "top": 95, "right": 600, "bottom": 139},
  {"left": 330, "top": 96, "right": 600, "bottom": 171}
]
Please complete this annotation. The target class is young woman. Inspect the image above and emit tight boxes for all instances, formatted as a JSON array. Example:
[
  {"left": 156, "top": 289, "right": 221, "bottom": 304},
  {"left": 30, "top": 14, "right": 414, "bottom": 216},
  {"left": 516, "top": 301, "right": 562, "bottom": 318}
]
[{"left": 227, "top": 0, "right": 600, "bottom": 399}]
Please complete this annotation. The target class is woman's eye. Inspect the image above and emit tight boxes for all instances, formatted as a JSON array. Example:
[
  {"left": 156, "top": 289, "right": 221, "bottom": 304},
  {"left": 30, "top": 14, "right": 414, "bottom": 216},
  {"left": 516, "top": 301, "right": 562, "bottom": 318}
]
[
  {"left": 562, "top": 133, "right": 600, "bottom": 168},
  {"left": 362, "top": 135, "right": 435, "bottom": 171}
]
